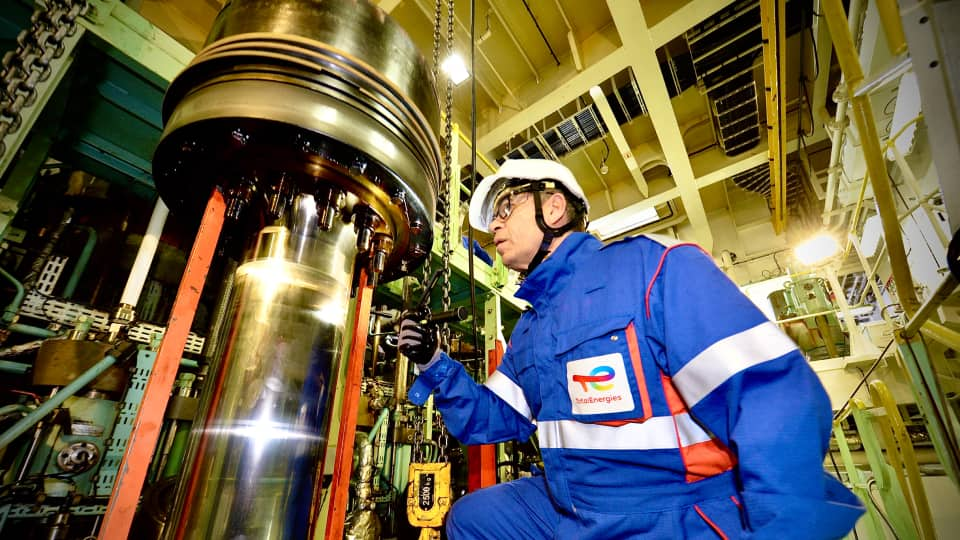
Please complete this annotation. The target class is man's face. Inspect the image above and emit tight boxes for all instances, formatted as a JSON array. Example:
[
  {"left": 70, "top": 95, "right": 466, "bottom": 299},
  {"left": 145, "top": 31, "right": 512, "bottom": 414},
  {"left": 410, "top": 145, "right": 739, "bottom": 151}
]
[{"left": 488, "top": 189, "right": 543, "bottom": 271}]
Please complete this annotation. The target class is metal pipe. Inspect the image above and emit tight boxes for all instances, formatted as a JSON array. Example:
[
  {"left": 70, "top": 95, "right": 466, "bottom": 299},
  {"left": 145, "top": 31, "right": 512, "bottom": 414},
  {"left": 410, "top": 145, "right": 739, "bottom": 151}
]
[
  {"left": 0, "top": 354, "right": 118, "bottom": 449},
  {"left": 7, "top": 323, "right": 57, "bottom": 338},
  {"left": 821, "top": 0, "right": 921, "bottom": 316},
  {"left": 365, "top": 408, "right": 390, "bottom": 444},
  {"left": 63, "top": 226, "right": 97, "bottom": 299},
  {"left": 889, "top": 146, "right": 950, "bottom": 249},
  {"left": 823, "top": 0, "right": 866, "bottom": 225},
  {"left": 0, "top": 360, "right": 30, "bottom": 374},
  {"left": 0, "top": 266, "right": 24, "bottom": 324},
  {"left": 841, "top": 114, "right": 924, "bottom": 259},
  {"left": 875, "top": 0, "right": 908, "bottom": 55},
  {"left": 853, "top": 54, "right": 912, "bottom": 98},
  {"left": 919, "top": 321, "right": 960, "bottom": 351},
  {"left": 850, "top": 234, "right": 887, "bottom": 309},
  {"left": 0, "top": 404, "right": 32, "bottom": 417},
  {"left": 119, "top": 198, "right": 169, "bottom": 308},
  {"left": 903, "top": 272, "right": 960, "bottom": 338}
]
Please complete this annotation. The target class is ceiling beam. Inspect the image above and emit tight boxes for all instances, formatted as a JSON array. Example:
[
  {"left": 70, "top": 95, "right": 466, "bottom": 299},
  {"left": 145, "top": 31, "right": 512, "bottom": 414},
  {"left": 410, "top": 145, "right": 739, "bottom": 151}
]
[
  {"left": 648, "top": 0, "right": 739, "bottom": 47},
  {"left": 606, "top": 0, "right": 713, "bottom": 250},
  {"left": 476, "top": 0, "right": 739, "bottom": 158},
  {"left": 476, "top": 47, "right": 629, "bottom": 153},
  {"left": 589, "top": 86, "right": 648, "bottom": 196}
]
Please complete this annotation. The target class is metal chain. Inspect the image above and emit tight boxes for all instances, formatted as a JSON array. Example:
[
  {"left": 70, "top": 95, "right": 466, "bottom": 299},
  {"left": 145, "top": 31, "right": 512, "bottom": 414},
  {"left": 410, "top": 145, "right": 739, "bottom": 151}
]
[
  {"left": 430, "top": 0, "right": 442, "bottom": 81},
  {"left": 436, "top": 415, "right": 449, "bottom": 463},
  {"left": 0, "top": 0, "right": 88, "bottom": 157},
  {"left": 439, "top": 0, "right": 454, "bottom": 341},
  {"left": 412, "top": 412, "right": 425, "bottom": 463}
]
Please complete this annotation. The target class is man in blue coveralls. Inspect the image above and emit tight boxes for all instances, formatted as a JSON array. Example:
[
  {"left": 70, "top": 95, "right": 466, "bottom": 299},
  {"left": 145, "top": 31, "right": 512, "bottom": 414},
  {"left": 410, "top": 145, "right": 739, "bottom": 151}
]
[{"left": 398, "top": 158, "right": 864, "bottom": 539}]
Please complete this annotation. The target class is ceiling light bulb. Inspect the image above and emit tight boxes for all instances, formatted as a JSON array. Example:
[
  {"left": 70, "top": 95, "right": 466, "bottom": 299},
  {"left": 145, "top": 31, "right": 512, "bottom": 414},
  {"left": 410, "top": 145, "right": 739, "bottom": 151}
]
[
  {"left": 599, "top": 161, "right": 609, "bottom": 175},
  {"left": 794, "top": 233, "right": 840, "bottom": 265},
  {"left": 441, "top": 54, "right": 469, "bottom": 85}
]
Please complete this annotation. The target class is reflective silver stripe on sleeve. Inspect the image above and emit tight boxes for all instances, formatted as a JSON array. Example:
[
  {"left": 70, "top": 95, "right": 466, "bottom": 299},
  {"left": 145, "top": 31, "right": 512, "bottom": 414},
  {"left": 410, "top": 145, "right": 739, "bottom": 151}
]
[
  {"left": 484, "top": 370, "right": 533, "bottom": 421},
  {"left": 673, "top": 321, "right": 799, "bottom": 407},
  {"left": 537, "top": 416, "right": 678, "bottom": 450},
  {"left": 675, "top": 413, "right": 714, "bottom": 447}
]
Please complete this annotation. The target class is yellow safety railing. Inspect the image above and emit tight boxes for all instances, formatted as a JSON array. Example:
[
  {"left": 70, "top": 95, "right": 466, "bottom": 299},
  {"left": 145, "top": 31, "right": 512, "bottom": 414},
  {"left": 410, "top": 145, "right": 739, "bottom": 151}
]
[
  {"left": 821, "top": 0, "right": 921, "bottom": 316},
  {"left": 840, "top": 114, "right": 924, "bottom": 262},
  {"left": 868, "top": 381, "right": 937, "bottom": 539}
]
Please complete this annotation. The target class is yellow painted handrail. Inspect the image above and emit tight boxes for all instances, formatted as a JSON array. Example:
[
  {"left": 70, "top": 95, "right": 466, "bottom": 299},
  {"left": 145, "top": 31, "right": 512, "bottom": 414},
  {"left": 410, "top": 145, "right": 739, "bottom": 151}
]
[
  {"left": 869, "top": 380, "right": 937, "bottom": 539},
  {"left": 822, "top": 0, "right": 921, "bottom": 316},
  {"left": 841, "top": 114, "right": 924, "bottom": 261}
]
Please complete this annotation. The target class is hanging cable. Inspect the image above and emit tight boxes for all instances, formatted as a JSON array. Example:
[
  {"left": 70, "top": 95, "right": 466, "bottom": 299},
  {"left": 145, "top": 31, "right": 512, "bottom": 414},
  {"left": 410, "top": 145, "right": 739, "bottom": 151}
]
[
  {"left": 467, "top": 0, "right": 483, "bottom": 368},
  {"left": 833, "top": 337, "right": 896, "bottom": 421},
  {"left": 520, "top": 0, "right": 560, "bottom": 66}
]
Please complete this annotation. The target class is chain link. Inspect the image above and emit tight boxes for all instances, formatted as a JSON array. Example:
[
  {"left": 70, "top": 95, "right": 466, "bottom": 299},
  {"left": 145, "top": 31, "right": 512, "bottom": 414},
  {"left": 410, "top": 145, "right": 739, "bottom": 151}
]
[
  {"left": 436, "top": 416, "right": 449, "bottom": 463},
  {"left": 412, "top": 412, "right": 425, "bottom": 463},
  {"left": 0, "top": 0, "right": 88, "bottom": 157},
  {"left": 439, "top": 0, "right": 454, "bottom": 343}
]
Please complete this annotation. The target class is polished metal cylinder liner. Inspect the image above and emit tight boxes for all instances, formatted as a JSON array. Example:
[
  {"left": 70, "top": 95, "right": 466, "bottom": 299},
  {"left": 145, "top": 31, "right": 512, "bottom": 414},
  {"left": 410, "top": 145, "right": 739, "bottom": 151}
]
[
  {"left": 153, "top": 0, "right": 442, "bottom": 279},
  {"left": 169, "top": 195, "right": 357, "bottom": 539}
]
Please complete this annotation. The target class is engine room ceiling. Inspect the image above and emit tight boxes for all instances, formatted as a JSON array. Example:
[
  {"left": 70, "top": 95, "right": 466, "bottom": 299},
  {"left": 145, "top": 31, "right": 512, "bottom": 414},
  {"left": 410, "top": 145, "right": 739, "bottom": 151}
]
[{"left": 132, "top": 0, "right": 835, "bottom": 246}]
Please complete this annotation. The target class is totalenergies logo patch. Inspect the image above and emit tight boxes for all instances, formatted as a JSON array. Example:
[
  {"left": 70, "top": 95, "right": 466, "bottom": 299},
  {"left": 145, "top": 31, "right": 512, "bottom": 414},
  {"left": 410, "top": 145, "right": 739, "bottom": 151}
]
[{"left": 572, "top": 365, "right": 615, "bottom": 392}]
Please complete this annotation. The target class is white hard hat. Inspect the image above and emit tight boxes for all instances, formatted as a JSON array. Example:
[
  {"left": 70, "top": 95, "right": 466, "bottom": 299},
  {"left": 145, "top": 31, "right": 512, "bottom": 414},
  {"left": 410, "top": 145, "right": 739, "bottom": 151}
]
[{"left": 468, "top": 158, "right": 589, "bottom": 231}]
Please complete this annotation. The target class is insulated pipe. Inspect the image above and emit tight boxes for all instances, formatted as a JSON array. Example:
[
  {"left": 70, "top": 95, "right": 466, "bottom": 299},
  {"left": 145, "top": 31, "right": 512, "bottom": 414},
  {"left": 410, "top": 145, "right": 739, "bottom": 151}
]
[
  {"left": 822, "top": 0, "right": 866, "bottom": 225},
  {"left": 0, "top": 354, "right": 117, "bottom": 449},
  {"left": 119, "top": 198, "right": 169, "bottom": 308}
]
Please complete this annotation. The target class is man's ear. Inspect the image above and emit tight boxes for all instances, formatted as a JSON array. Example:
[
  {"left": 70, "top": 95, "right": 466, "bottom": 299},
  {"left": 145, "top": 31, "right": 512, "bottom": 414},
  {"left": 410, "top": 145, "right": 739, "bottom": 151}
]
[{"left": 544, "top": 192, "right": 568, "bottom": 227}]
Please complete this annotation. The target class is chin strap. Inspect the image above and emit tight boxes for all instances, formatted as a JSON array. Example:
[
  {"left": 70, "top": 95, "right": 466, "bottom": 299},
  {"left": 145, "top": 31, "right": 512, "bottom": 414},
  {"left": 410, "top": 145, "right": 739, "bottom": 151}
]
[{"left": 522, "top": 191, "right": 578, "bottom": 276}]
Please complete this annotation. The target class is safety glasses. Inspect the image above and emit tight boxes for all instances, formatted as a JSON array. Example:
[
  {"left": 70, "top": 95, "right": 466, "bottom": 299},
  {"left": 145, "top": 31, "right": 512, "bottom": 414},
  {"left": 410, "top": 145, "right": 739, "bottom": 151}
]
[{"left": 491, "top": 189, "right": 534, "bottom": 223}]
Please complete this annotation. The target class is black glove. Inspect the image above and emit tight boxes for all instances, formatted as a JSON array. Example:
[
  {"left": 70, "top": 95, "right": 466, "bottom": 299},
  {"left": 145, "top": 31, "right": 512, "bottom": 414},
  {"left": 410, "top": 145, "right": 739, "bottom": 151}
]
[{"left": 398, "top": 310, "right": 441, "bottom": 366}]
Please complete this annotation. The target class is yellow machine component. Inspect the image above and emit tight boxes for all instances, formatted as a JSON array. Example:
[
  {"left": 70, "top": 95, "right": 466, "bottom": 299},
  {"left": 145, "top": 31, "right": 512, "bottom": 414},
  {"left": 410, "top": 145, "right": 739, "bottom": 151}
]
[{"left": 407, "top": 462, "right": 452, "bottom": 532}]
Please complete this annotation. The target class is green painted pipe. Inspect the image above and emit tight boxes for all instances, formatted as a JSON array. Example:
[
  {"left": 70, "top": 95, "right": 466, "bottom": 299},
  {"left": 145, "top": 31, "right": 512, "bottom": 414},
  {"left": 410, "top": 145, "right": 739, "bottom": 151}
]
[
  {"left": 0, "top": 266, "right": 24, "bottom": 324},
  {"left": 0, "top": 404, "right": 32, "bottom": 418},
  {"left": 0, "top": 360, "right": 31, "bottom": 375},
  {"left": 366, "top": 408, "right": 390, "bottom": 444},
  {"left": 0, "top": 354, "right": 117, "bottom": 449},
  {"left": 7, "top": 323, "right": 57, "bottom": 338},
  {"left": 161, "top": 420, "right": 192, "bottom": 479},
  {"left": 62, "top": 226, "right": 97, "bottom": 299}
]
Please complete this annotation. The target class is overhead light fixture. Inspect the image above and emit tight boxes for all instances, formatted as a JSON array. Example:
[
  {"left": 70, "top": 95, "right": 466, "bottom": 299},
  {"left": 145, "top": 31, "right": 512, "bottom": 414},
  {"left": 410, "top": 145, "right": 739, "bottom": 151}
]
[
  {"left": 588, "top": 206, "right": 660, "bottom": 240},
  {"left": 794, "top": 233, "right": 840, "bottom": 265},
  {"left": 441, "top": 53, "right": 469, "bottom": 85},
  {"left": 599, "top": 138, "right": 610, "bottom": 175}
]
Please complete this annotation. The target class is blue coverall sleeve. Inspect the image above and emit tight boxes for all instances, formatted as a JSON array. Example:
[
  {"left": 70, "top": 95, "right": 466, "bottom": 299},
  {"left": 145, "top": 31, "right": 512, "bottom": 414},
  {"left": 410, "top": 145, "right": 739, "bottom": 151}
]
[
  {"left": 408, "top": 352, "right": 537, "bottom": 445},
  {"left": 648, "top": 246, "right": 863, "bottom": 539}
]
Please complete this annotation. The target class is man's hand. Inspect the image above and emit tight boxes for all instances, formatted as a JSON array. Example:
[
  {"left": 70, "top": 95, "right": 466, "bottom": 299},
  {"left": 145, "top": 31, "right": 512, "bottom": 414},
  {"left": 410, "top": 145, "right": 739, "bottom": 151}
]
[{"left": 398, "top": 311, "right": 441, "bottom": 366}]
